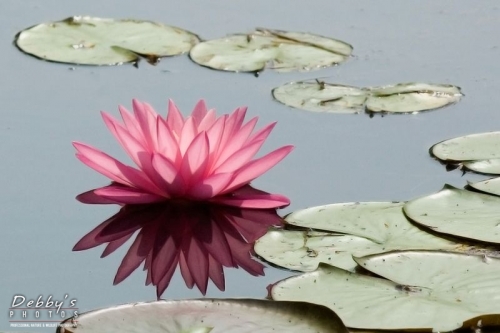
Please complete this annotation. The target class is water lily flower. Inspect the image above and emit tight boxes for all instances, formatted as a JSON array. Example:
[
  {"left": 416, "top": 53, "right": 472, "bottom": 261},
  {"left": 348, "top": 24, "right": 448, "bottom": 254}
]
[
  {"left": 74, "top": 99, "right": 293, "bottom": 208},
  {"left": 73, "top": 202, "right": 282, "bottom": 297}
]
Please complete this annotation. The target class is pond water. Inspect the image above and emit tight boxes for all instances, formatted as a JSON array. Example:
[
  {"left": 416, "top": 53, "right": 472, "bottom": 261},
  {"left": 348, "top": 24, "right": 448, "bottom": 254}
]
[{"left": 2, "top": 1, "right": 500, "bottom": 332}]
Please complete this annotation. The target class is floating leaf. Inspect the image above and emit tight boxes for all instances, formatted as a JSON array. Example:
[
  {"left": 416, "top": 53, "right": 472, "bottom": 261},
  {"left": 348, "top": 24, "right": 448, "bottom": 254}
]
[
  {"left": 404, "top": 185, "right": 500, "bottom": 244},
  {"left": 468, "top": 177, "right": 500, "bottom": 197},
  {"left": 463, "top": 159, "right": 500, "bottom": 175},
  {"left": 255, "top": 202, "right": 490, "bottom": 272},
  {"left": 189, "top": 28, "right": 352, "bottom": 73},
  {"left": 16, "top": 16, "right": 199, "bottom": 65},
  {"left": 272, "top": 81, "right": 367, "bottom": 113},
  {"left": 60, "top": 299, "right": 348, "bottom": 333},
  {"left": 431, "top": 132, "right": 500, "bottom": 162},
  {"left": 365, "top": 83, "right": 462, "bottom": 113},
  {"left": 271, "top": 251, "right": 500, "bottom": 331},
  {"left": 273, "top": 80, "right": 462, "bottom": 114}
]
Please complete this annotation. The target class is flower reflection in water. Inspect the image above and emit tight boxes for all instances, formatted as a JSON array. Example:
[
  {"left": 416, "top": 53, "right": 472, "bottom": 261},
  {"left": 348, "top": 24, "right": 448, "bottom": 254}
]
[{"left": 73, "top": 198, "right": 282, "bottom": 297}]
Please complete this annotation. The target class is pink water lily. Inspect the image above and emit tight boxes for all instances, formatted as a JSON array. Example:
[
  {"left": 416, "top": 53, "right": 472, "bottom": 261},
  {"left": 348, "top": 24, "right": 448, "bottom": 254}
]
[{"left": 74, "top": 99, "right": 293, "bottom": 208}]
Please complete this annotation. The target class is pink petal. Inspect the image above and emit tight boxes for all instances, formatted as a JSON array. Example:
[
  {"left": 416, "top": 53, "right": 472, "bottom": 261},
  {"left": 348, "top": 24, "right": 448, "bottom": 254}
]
[
  {"left": 226, "top": 234, "right": 264, "bottom": 276},
  {"left": 186, "top": 172, "right": 232, "bottom": 200},
  {"left": 76, "top": 189, "right": 120, "bottom": 204},
  {"left": 166, "top": 99, "right": 185, "bottom": 137},
  {"left": 151, "top": 236, "right": 178, "bottom": 285},
  {"left": 74, "top": 142, "right": 157, "bottom": 192},
  {"left": 198, "top": 109, "right": 216, "bottom": 132},
  {"left": 73, "top": 218, "right": 114, "bottom": 251},
  {"left": 101, "top": 233, "right": 133, "bottom": 258},
  {"left": 179, "top": 251, "right": 194, "bottom": 289},
  {"left": 185, "top": 237, "right": 209, "bottom": 295},
  {"left": 152, "top": 154, "right": 186, "bottom": 196},
  {"left": 191, "top": 99, "right": 208, "bottom": 127},
  {"left": 133, "top": 100, "right": 159, "bottom": 152},
  {"left": 156, "top": 117, "right": 180, "bottom": 165},
  {"left": 215, "top": 117, "right": 258, "bottom": 168},
  {"left": 95, "top": 185, "right": 165, "bottom": 204},
  {"left": 156, "top": 256, "right": 178, "bottom": 298},
  {"left": 214, "top": 139, "right": 264, "bottom": 174},
  {"left": 118, "top": 105, "right": 145, "bottom": 146},
  {"left": 223, "top": 145, "right": 294, "bottom": 193},
  {"left": 208, "top": 255, "right": 225, "bottom": 291},
  {"left": 180, "top": 132, "right": 209, "bottom": 186},
  {"left": 211, "top": 192, "right": 290, "bottom": 208},
  {"left": 245, "top": 122, "right": 276, "bottom": 145},
  {"left": 178, "top": 117, "right": 197, "bottom": 156},
  {"left": 195, "top": 217, "right": 233, "bottom": 266}
]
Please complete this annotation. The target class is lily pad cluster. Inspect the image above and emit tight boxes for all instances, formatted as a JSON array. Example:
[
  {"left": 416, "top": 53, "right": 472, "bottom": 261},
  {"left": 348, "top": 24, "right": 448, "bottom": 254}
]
[
  {"left": 15, "top": 17, "right": 351, "bottom": 73},
  {"left": 59, "top": 299, "right": 348, "bottom": 333},
  {"left": 272, "top": 80, "right": 463, "bottom": 114},
  {"left": 256, "top": 131, "right": 500, "bottom": 331}
]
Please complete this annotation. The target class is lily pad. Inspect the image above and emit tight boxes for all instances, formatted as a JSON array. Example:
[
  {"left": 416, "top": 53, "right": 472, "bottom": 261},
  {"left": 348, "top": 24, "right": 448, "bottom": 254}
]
[
  {"left": 366, "top": 83, "right": 462, "bottom": 113},
  {"left": 431, "top": 131, "right": 500, "bottom": 162},
  {"left": 273, "top": 80, "right": 462, "bottom": 114},
  {"left": 463, "top": 159, "right": 500, "bottom": 175},
  {"left": 59, "top": 299, "right": 348, "bottom": 333},
  {"left": 272, "top": 81, "right": 368, "bottom": 113},
  {"left": 271, "top": 251, "right": 500, "bottom": 331},
  {"left": 189, "top": 28, "right": 352, "bottom": 73},
  {"left": 16, "top": 16, "right": 199, "bottom": 65},
  {"left": 255, "top": 202, "right": 490, "bottom": 272},
  {"left": 404, "top": 185, "right": 500, "bottom": 244},
  {"left": 468, "top": 177, "right": 500, "bottom": 197}
]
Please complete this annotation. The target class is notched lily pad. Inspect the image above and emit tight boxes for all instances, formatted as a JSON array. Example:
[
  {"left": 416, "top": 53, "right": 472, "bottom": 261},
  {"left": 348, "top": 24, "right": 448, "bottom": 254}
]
[
  {"left": 16, "top": 16, "right": 200, "bottom": 66},
  {"left": 273, "top": 80, "right": 462, "bottom": 114},
  {"left": 404, "top": 185, "right": 500, "bottom": 244},
  {"left": 59, "top": 299, "right": 348, "bottom": 333},
  {"left": 189, "top": 28, "right": 352, "bottom": 73},
  {"left": 270, "top": 251, "right": 500, "bottom": 332},
  {"left": 255, "top": 202, "right": 496, "bottom": 272},
  {"left": 431, "top": 132, "right": 500, "bottom": 175}
]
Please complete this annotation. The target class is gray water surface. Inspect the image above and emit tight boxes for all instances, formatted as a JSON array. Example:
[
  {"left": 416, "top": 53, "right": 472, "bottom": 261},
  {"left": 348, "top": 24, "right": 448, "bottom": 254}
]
[{"left": 2, "top": 1, "right": 500, "bottom": 332}]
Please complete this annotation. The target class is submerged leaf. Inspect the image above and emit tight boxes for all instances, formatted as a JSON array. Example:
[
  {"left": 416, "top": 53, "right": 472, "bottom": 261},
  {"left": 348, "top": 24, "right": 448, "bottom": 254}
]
[
  {"left": 189, "top": 28, "right": 352, "bottom": 73},
  {"left": 271, "top": 251, "right": 500, "bottom": 331},
  {"left": 60, "top": 299, "right": 348, "bottom": 333},
  {"left": 404, "top": 185, "right": 500, "bottom": 244},
  {"left": 16, "top": 16, "right": 199, "bottom": 65}
]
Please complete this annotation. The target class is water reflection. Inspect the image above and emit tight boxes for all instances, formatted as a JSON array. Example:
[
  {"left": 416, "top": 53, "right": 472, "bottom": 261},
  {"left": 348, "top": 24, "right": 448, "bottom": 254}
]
[{"left": 73, "top": 201, "right": 282, "bottom": 297}]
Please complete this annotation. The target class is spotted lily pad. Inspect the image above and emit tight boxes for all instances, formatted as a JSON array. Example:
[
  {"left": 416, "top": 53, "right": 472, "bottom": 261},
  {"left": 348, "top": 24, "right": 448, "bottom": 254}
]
[
  {"left": 189, "top": 28, "right": 352, "bottom": 73},
  {"left": 271, "top": 251, "right": 500, "bottom": 331},
  {"left": 468, "top": 177, "right": 500, "bottom": 197},
  {"left": 273, "top": 80, "right": 462, "bottom": 114},
  {"left": 404, "top": 185, "right": 500, "bottom": 244},
  {"left": 59, "top": 299, "right": 348, "bottom": 333},
  {"left": 255, "top": 202, "right": 492, "bottom": 272},
  {"left": 463, "top": 159, "right": 500, "bottom": 174},
  {"left": 16, "top": 16, "right": 199, "bottom": 65}
]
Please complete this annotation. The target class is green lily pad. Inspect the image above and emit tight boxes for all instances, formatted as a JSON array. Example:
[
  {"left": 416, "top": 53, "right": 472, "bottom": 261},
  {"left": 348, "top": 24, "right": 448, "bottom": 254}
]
[
  {"left": 255, "top": 202, "right": 491, "bottom": 272},
  {"left": 468, "top": 177, "right": 500, "bottom": 197},
  {"left": 272, "top": 81, "right": 368, "bottom": 113},
  {"left": 16, "top": 16, "right": 199, "bottom": 65},
  {"left": 189, "top": 28, "right": 352, "bottom": 73},
  {"left": 59, "top": 299, "right": 348, "bottom": 333},
  {"left": 366, "top": 83, "right": 462, "bottom": 113},
  {"left": 271, "top": 251, "right": 500, "bottom": 331},
  {"left": 463, "top": 159, "right": 500, "bottom": 175},
  {"left": 272, "top": 80, "right": 462, "bottom": 114},
  {"left": 431, "top": 131, "right": 500, "bottom": 162},
  {"left": 404, "top": 185, "right": 500, "bottom": 244}
]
